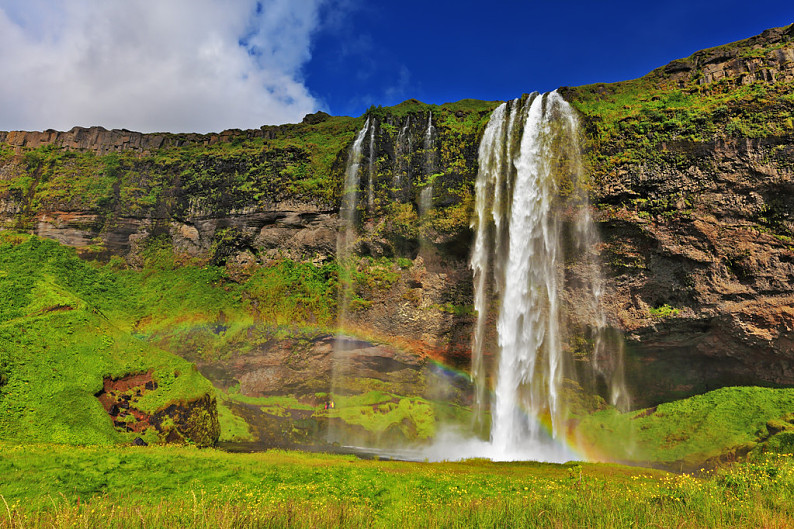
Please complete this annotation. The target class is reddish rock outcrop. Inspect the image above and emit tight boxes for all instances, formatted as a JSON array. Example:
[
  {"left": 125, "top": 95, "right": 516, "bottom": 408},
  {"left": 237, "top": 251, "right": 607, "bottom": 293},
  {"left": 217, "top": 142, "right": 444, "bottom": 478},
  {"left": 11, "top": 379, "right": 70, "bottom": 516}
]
[{"left": 95, "top": 371, "right": 219, "bottom": 446}]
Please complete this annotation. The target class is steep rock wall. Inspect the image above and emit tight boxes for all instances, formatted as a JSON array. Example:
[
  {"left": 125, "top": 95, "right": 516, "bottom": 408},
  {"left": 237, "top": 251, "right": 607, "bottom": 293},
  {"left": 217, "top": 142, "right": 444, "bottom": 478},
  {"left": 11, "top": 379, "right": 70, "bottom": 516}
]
[
  {"left": 572, "top": 23, "right": 794, "bottom": 404},
  {"left": 1, "top": 26, "right": 792, "bottom": 408}
]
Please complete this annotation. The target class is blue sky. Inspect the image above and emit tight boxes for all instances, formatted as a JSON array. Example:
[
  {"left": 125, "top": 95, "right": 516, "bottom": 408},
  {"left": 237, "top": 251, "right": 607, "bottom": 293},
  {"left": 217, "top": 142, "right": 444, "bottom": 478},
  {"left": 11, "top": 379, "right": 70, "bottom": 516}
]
[
  {"left": 0, "top": 1, "right": 791, "bottom": 132},
  {"left": 308, "top": 0, "right": 794, "bottom": 117}
]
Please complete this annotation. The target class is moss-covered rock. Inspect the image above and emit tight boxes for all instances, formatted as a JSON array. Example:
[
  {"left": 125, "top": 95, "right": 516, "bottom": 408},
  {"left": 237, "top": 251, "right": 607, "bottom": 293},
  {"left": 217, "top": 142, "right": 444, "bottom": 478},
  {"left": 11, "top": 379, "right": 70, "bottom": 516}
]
[{"left": 150, "top": 394, "right": 220, "bottom": 447}]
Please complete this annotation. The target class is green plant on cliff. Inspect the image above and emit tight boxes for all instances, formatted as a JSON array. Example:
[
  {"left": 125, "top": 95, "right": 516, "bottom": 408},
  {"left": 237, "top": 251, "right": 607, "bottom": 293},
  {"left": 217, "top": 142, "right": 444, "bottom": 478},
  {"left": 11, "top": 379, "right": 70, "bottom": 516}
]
[
  {"left": 80, "top": 236, "right": 343, "bottom": 364},
  {"left": 649, "top": 303, "right": 680, "bottom": 319},
  {"left": 567, "top": 64, "right": 794, "bottom": 192}
]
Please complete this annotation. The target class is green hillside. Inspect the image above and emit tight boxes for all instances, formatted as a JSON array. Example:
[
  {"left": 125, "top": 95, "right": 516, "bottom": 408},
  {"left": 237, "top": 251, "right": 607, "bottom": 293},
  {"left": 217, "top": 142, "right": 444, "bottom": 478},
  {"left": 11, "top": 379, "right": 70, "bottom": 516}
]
[{"left": 0, "top": 232, "right": 216, "bottom": 445}]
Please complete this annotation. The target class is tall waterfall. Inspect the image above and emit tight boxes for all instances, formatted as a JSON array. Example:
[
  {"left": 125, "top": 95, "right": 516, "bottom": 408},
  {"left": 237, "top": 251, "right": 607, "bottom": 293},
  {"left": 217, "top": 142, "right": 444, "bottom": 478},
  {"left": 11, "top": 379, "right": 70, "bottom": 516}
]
[
  {"left": 367, "top": 121, "right": 376, "bottom": 214},
  {"left": 395, "top": 117, "right": 411, "bottom": 198},
  {"left": 467, "top": 91, "right": 628, "bottom": 460},
  {"left": 329, "top": 119, "right": 371, "bottom": 444},
  {"left": 419, "top": 112, "right": 437, "bottom": 218},
  {"left": 338, "top": 118, "right": 370, "bottom": 253},
  {"left": 423, "top": 111, "right": 436, "bottom": 173}
]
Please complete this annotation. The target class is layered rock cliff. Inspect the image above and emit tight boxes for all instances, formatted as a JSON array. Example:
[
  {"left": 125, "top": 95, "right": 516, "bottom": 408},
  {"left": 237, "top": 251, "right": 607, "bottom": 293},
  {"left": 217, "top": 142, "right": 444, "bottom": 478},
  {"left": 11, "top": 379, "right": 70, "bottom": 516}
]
[
  {"left": 1, "top": 24, "right": 792, "bottom": 411},
  {"left": 565, "top": 23, "right": 794, "bottom": 404}
]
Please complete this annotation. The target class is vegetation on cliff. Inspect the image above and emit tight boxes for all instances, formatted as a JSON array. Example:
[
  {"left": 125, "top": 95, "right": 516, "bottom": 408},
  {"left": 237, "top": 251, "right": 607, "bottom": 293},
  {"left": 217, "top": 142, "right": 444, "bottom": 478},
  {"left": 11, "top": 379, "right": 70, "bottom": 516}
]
[
  {"left": 0, "top": 231, "right": 467, "bottom": 447},
  {"left": 564, "top": 24, "right": 794, "bottom": 228},
  {"left": 576, "top": 386, "right": 794, "bottom": 470}
]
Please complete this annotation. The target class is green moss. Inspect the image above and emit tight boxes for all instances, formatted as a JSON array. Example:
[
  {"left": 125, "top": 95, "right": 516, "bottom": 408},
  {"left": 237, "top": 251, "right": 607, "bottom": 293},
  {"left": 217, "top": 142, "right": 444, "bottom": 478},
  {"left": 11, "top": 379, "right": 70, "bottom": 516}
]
[
  {"left": 332, "top": 392, "right": 437, "bottom": 440},
  {"left": 761, "top": 432, "right": 794, "bottom": 454},
  {"left": 649, "top": 304, "right": 680, "bottom": 319},
  {"left": 565, "top": 51, "right": 794, "bottom": 207}
]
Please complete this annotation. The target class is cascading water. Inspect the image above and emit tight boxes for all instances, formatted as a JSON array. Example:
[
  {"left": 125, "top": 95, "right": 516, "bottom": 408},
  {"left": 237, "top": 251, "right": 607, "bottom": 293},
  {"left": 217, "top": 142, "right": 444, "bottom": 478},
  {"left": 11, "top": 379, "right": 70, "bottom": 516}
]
[
  {"left": 330, "top": 97, "right": 627, "bottom": 459},
  {"left": 423, "top": 111, "right": 437, "bottom": 173},
  {"left": 418, "top": 113, "right": 436, "bottom": 219},
  {"left": 367, "top": 121, "right": 376, "bottom": 214},
  {"left": 419, "top": 112, "right": 437, "bottom": 219},
  {"left": 428, "top": 91, "right": 629, "bottom": 462},
  {"left": 329, "top": 118, "right": 371, "bottom": 443},
  {"left": 395, "top": 117, "right": 411, "bottom": 199},
  {"left": 338, "top": 117, "right": 370, "bottom": 253}
]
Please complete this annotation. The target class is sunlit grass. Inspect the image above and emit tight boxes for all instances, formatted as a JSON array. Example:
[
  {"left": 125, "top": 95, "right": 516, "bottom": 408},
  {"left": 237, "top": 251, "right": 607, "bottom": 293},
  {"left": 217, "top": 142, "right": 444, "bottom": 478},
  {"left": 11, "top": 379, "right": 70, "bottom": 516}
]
[{"left": 0, "top": 444, "right": 792, "bottom": 528}]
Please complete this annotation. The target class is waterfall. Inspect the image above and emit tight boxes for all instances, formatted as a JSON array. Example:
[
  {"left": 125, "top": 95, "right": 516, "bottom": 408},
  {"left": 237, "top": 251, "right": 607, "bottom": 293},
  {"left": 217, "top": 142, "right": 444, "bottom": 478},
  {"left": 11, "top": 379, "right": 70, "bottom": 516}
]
[
  {"left": 423, "top": 111, "right": 436, "bottom": 173},
  {"left": 466, "top": 91, "right": 628, "bottom": 460},
  {"left": 338, "top": 118, "right": 370, "bottom": 253},
  {"left": 367, "top": 121, "right": 376, "bottom": 214},
  {"left": 329, "top": 119, "right": 371, "bottom": 445},
  {"left": 395, "top": 117, "right": 411, "bottom": 199},
  {"left": 419, "top": 112, "right": 437, "bottom": 219}
]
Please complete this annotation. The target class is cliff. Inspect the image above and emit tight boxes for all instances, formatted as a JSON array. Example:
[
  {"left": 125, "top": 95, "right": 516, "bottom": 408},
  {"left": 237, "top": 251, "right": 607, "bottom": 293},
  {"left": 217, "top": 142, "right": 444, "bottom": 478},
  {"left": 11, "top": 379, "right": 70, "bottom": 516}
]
[
  {"left": 563, "top": 23, "right": 794, "bottom": 404},
  {"left": 1, "top": 24, "right": 793, "bottom": 412}
]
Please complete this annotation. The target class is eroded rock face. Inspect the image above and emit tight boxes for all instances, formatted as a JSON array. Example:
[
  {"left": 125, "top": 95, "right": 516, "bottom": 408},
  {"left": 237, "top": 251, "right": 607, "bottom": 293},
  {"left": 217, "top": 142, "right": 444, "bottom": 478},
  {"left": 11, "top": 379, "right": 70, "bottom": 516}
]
[
  {"left": 596, "top": 136, "right": 794, "bottom": 406},
  {"left": 660, "top": 25, "right": 794, "bottom": 86},
  {"left": 12, "top": 208, "right": 339, "bottom": 265},
  {"left": 196, "top": 331, "right": 472, "bottom": 448},
  {"left": 150, "top": 394, "right": 220, "bottom": 447},
  {"left": 0, "top": 125, "right": 291, "bottom": 156},
  {"left": 194, "top": 333, "right": 432, "bottom": 398},
  {"left": 175, "top": 209, "right": 338, "bottom": 263}
]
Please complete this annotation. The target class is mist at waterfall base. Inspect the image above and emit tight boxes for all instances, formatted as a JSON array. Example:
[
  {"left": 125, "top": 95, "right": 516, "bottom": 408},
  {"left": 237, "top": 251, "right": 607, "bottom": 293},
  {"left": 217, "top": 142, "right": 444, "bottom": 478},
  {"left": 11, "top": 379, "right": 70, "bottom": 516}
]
[{"left": 332, "top": 93, "right": 627, "bottom": 462}]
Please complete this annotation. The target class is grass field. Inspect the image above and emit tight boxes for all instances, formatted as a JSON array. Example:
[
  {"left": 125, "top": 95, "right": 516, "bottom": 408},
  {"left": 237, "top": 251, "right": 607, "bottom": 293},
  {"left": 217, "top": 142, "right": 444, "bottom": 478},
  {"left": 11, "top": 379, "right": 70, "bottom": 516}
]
[{"left": 0, "top": 443, "right": 792, "bottom": 528}]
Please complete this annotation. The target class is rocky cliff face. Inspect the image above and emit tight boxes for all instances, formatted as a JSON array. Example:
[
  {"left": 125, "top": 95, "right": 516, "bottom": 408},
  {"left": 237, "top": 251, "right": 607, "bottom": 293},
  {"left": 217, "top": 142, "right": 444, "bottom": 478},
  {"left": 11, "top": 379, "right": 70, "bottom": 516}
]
[
  {"left": 1, "top": 25, "right": 792, "bottom": 410},
  {"left": 597, "top": 136, "right": 794, "bottom": 405},
  {"left": 661, "top": 25, "right": 794, "bottom": 86},
  {"left": 0, "top": 121, "right": 313, "bottom": 156},
  {"left": 574, "top": 23, "right": 794, "bottom": 405}
]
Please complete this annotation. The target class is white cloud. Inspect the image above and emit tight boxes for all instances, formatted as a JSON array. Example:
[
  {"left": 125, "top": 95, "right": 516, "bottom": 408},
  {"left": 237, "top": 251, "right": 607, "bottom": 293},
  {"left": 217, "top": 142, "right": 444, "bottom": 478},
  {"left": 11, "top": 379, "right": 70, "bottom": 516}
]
[{"left": 0, "top": 0, "right": 329, "bottom": 133}]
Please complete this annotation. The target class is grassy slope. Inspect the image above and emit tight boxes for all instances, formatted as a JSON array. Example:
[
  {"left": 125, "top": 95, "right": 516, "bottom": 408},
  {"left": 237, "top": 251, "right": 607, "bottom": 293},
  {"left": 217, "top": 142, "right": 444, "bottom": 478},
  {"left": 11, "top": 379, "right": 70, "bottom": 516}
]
[
  {"left": 0, "top": 233, "right": 212, "bottom": 444},
  {"left": 0, "top": 443, "right": 792, "bottom": 528},
  {"left": 577, "top": 386, "right": 794, "bottom": 468},
  {"left": 1, "top": 223, "right": 792, "bottom": 459},
  {"left": 0, "top": 233, "right": 463, "bottom": 446}
]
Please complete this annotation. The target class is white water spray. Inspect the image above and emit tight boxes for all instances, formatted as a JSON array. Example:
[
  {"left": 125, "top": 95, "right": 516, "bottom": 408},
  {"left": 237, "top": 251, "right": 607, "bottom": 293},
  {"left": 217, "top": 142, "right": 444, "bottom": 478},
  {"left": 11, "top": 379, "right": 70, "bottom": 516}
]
[
  {"left": 338, "top": 118, "right": 370, "bottom": 253},
  {"left": 419, "top": 112, "right": 437, "bottom": 219},
  {"left": 463, "top": 92, "right": 628, "bottom": 461},
  {"left": 329, "top": 119, "right": 371, "bottom": 445}
]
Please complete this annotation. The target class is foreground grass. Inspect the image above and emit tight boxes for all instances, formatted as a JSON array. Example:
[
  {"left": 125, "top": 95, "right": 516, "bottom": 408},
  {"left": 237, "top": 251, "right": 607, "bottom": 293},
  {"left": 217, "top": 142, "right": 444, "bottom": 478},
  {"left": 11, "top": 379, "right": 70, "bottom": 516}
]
[{"left": 0, "top": 444, "right": 793, "bottom": 528}]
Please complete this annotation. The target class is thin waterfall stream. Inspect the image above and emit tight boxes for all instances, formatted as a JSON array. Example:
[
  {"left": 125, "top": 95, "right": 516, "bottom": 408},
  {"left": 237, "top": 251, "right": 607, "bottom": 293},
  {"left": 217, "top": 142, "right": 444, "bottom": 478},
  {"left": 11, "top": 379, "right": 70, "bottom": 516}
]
[{"left": 329, "top": 117, "right": 371, "bottom": 443}]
